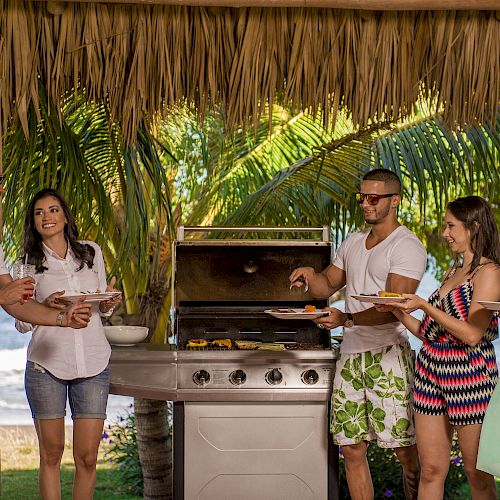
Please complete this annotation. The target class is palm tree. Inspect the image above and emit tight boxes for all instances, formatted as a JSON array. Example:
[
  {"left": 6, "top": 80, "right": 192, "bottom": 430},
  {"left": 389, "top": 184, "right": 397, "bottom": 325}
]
[
  {"left": 3, "top": 88, "right": 498, "bottom": 497},
  {"left": 225, "top": 111, "right": 500, "bottom": 275}
]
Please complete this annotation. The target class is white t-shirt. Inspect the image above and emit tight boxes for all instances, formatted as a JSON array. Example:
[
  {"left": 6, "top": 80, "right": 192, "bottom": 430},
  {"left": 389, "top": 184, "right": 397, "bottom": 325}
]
[
  {"left": 333, "top": 226, "right": 427, "bottom": 353},
  {"left": 21, "top": 240, "right": 111, "bottom": 380},
  {"left": 0, "top": 249, "right": 9, "bottom": 275}
]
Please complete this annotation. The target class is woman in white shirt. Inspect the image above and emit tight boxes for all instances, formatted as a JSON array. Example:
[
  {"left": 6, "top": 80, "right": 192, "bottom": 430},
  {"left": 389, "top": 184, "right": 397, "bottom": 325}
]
[{"left": 20, "top": 188, "right": 121, "bottom": 500}]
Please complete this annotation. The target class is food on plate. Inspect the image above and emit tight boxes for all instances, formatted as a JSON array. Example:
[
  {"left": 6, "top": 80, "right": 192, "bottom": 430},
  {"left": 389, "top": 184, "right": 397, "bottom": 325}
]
[
  {"left": 235, "top": 340, "right": 259, "bottom": 350},
  {"left": 378, "top": 291, "right": 403, "bottom": 297},
  {"left": 212, "top": 339, "right": 232, "bottom": 349},
  {"left": 360, "top": 293, "right": 377, "bottom": 296},
  {"left": 256, "top": 343, "right": 286, "bottom": 351},
  {"left": 186, "top": 339, "right": 209, "bottom": 348},
  {"left": 304, "top": 304, "right": 317, "bottom": 312},
  {"left": 271, "top": 308, "right": 295, "bottom": 313}
]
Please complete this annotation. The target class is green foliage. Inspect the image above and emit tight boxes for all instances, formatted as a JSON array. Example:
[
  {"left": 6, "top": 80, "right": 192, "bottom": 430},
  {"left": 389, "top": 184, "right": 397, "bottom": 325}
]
[
  {"left": 338, "top": 436, "right": 471, "bottom": 499},
  {"left": 1, "top": 85, "right": 173, "bottom": 309},
  {"left": 101, "top": 411, "right": 143, "bottom": 497}
]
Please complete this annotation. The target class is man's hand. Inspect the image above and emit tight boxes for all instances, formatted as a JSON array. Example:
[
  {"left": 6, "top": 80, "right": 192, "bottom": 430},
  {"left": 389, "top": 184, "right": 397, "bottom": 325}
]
[
  {"left": 289, "top": 267, "right": 316, "bottom": 289},
  {"left": 0, "top": 277, "right": 35, "bottom": 305},
  {"left": 64, "top": 301, "right": 92, "bottom": 328},
  {"left": 313, "top": 307, "right": 347, "bottom": 329}
]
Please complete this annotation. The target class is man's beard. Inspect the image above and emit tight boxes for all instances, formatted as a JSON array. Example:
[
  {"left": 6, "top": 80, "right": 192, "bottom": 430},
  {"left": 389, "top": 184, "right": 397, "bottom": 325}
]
[{"left": 363, "top": 205, "right": 390, "bottom": 225}]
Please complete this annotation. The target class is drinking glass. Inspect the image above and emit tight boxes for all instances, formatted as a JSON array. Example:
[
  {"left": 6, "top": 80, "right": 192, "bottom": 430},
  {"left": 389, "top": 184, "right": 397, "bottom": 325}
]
[{"left": 12, "top": 263, "right": 36, "bottom": 301}]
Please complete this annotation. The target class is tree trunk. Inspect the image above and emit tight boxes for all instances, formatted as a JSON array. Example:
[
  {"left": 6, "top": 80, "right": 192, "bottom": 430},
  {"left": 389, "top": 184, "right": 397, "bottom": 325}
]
[{"left": 134, "top": 398, "right": 172, "bottom": 499}]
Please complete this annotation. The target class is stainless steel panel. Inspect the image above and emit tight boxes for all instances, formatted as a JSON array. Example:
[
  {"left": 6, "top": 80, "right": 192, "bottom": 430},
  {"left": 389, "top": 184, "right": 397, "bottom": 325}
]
[
  {"left": 109, "top": 345, "right": 177, "bottom": 400},
  {"left": 176, "top": 389, "right": 332, "bottom": 402},
  {"left": 177, "top": 350, "right": 336, "bottom": 392},
  {"left": 184, "top": 402, "right": 328, "bottom": 500}
]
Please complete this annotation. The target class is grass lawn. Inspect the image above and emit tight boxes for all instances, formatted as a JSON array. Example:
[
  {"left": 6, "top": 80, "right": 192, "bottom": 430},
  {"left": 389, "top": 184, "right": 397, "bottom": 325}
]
[{"left": 0, "top": 426, "right": 141, "bottom": 499}]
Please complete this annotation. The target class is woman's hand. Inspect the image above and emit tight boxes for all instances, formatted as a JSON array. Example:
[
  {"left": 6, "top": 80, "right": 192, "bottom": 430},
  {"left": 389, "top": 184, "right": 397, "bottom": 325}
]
[
  {"left": 43, "top": 290, "right": 69, "bottom": 310},
  {"left": 64, "top": 301, "right": 92, "bottom": 328},
  {"left": 99, "top": 277, "right": 122, "bottom": 313},
  {"left": 390, "top": 294, "right": 428, "bottom": 314}
]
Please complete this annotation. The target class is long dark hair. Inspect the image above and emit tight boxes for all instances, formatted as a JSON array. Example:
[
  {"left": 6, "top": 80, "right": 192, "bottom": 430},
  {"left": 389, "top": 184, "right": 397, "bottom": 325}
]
[
  {"left": 447, "top": 196, "right": 500, "bottom": 273},
  {"left": 24, "top": 188, "right": 95, "bottom": 273}
]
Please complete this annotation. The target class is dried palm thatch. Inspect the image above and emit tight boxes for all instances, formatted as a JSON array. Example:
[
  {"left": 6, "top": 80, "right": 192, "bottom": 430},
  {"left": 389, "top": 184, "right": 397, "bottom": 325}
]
[{"left": 0, "top": 2, "right": 498, "bottom": 148}]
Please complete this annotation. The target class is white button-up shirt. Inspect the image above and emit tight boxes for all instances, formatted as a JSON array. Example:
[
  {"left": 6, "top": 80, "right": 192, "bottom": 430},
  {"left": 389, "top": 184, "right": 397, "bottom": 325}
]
[
  {"left": 0, "top": 249, "right": 9, "bottom": 275},
  {"left": 22, "top": 240, "right": 111, "bottom": 380}
]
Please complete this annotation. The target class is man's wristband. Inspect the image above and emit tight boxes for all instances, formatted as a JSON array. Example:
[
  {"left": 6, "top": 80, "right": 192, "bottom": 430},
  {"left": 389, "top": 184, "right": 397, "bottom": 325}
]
[
  {"left": 343, "top": 312, "right": 354, "bottom": 328},
  {"left": 56, "top": 311, "right": 65, "bottom": 327}
]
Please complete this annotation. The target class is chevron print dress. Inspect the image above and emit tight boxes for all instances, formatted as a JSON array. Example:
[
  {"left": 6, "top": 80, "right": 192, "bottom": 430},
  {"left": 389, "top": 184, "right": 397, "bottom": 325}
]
[{"left": 414, "top": 265, "right": 499, "bottom": 425}]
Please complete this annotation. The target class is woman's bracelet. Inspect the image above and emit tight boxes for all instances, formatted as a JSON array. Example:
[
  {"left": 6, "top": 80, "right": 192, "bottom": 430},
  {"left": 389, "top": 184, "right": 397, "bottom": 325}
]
[{"left": 56, "top": 311, "right": 66, "bottom": 327}]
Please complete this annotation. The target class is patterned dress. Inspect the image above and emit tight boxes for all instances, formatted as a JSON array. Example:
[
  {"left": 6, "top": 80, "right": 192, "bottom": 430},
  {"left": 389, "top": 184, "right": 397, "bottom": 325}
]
[{"left": 414, "top": 264, "right": 499, "bottom": 425}]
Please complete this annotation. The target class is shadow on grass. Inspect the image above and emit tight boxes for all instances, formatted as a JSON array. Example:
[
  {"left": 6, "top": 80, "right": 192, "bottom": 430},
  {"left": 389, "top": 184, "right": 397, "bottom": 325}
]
[{"left": 1, "top": 464, "right": 141, "bottom": 499}]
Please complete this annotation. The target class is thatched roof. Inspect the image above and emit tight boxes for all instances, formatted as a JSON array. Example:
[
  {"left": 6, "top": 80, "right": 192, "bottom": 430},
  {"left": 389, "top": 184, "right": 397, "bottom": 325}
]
[{"left": 0, "top": 2, "right": 498, "bottom": 144}]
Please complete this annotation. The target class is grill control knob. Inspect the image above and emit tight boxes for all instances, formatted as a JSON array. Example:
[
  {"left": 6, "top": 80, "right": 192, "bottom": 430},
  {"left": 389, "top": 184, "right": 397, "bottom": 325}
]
[
  {"left": 229, "top": 369, "right": 247, "bottom": 385},
  {"left": 301, "top": 369, "right": 319, "bottom": 385},
  {"left": 193, "top": 370, "right": 210, "bottom": 386},
  {"left": 265, "top": 368, "right": 283, "bottom": 385}
]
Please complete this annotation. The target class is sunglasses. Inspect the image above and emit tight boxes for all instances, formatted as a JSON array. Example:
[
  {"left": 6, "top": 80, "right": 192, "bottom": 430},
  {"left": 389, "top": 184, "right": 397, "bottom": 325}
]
[{"left": 355, "top": 192, "right": 398, "bottom": 206}]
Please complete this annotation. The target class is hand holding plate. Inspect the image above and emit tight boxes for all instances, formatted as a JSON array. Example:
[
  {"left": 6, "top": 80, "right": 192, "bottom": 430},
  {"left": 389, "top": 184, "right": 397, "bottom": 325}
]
[
  {"left": 314, "top": 307, "right": 343, "bottom": 329},
  {"left": 65, "top": 301, "right": 92, "bottom": 328},
  {"left": 100, "top": 277, "right": 122, "bottom": 313},
  {"left": 44, "top": 290, "right": 70, "bottom": 309},
  {"left": 389, "top": 293, "right": 425, "bottom": 314}
]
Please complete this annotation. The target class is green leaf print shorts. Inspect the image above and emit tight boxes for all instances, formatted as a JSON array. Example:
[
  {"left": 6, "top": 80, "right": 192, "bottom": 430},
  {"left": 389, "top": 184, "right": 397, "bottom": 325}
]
[{"left": 330, "top": 342, "right": 416, "bottom": 448}]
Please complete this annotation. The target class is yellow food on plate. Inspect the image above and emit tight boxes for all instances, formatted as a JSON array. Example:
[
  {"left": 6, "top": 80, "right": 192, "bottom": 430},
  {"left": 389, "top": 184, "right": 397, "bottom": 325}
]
[
  {"left": 212, "top": 339, "right": 233, "bottom": 349},
  {"left": 186, "top": 339, "right": 209, "bottom": 348},
  {"left": 304, "top": 304, "right": 317, "bottom": 312},
  {"left": 378, "top": 291, "right": 403, "bottom": 297}
]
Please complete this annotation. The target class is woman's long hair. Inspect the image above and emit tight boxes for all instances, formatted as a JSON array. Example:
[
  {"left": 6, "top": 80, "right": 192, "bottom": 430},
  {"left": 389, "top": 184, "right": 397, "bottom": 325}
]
[
  {"left": 24, "top": 188, "right": 95, "bottom": 273},
  {"left": 447, "top": 196, "right": 500, "bottom": 273}
]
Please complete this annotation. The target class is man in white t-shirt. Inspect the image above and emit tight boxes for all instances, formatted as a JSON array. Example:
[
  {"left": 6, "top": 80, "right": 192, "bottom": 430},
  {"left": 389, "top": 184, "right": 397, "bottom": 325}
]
[{"left": 290, "top": 169, "right": 427, "bottom": 500}]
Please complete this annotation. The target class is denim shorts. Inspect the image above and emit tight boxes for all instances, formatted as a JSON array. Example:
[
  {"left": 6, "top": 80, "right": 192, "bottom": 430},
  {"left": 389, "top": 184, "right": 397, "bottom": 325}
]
[{"left": 25, "top": 361, "right": 109, "bottom": 420}]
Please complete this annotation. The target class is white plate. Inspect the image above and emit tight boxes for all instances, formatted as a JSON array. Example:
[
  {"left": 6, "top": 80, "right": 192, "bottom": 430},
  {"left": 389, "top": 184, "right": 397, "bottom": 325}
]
[
  {"left": 352, "top": 294, "right": 406, "bottom": 304},
  {"left": 60, "top": 291, "right": 121, "bottom": 303},
  {"left": 264, "top": 308, "right": 330, "bottom": 320},
  {"left": 477, "top": 301, "right": 500, "bottom": 311}
]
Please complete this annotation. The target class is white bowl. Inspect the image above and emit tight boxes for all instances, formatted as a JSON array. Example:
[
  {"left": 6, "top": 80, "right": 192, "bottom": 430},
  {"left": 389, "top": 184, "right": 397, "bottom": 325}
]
[{"left": 104, "top": 326, "right": 149, "bottom": 346}]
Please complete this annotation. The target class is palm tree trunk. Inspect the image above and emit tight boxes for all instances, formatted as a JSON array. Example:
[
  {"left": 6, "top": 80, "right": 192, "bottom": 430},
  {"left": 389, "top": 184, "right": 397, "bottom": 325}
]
[{"left": 134, "top": 398, "right": 172, "bottom": 499}]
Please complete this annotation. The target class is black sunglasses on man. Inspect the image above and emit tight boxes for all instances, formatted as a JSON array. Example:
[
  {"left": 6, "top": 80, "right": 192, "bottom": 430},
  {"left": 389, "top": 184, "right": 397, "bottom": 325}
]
[{"left": 355, "top": 192, "right": 398, "bottom": 206}]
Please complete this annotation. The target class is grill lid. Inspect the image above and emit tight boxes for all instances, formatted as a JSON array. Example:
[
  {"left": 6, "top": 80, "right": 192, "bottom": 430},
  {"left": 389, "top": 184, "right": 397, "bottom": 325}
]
[{"left": 173, "top": 228, "right": 332, "bottom": 304}]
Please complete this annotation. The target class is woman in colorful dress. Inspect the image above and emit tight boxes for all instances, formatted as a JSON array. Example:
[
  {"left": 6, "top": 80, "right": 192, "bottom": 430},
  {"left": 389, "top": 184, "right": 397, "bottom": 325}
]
[
  {"left": 18, "top": 188, "right": 122, "bottom": 500},
  {"left": 381, "top": 196, "right": 500, "bottom": 499}
]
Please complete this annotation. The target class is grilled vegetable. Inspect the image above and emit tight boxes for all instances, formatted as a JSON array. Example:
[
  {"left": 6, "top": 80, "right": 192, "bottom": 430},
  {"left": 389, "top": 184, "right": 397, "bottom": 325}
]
[
  {"left": 212, "top": 339, "right": 232, "bottom": 349},
  {"left": 187, "top": 339, "right": 209, "bottom": 348}
]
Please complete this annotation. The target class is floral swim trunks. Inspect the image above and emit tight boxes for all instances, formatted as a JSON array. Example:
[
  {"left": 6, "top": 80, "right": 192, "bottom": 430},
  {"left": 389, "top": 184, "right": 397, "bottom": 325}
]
[{"left": 331, "top": 342, "right": 416, "bottom": 448}]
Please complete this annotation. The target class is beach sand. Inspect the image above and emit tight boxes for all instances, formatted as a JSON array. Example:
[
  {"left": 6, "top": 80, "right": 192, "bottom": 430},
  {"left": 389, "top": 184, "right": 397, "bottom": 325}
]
[{"left": 0, "top": 425, "right": 75, "bottom": 471}]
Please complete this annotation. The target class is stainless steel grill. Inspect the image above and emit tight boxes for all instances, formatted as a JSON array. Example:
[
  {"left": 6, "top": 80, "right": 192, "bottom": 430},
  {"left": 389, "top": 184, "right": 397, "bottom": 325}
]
[
  {"left": 173, "top": 227, "right": 339, "bottom": 500},
  {"left": 108, "top": 227, "right": 340, "bottom": 500}
]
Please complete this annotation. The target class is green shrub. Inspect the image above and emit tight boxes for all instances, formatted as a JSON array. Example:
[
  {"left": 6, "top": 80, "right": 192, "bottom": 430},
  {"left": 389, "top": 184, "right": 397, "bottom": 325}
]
[
  {"left": 101, "top": 410, "right": 143, "bottom": 497},
  {"left": 338, "top": 435, "right": 468, "bottom": 499}
]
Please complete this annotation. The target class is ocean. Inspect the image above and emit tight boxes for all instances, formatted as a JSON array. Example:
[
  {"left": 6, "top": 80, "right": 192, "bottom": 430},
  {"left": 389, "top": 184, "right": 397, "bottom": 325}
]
[
  {"left": 0, "top": 270, "right": 498, "bottom": 425},
  {"left": 0, "top": 312, "right": 133, "bottom": 425}
]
